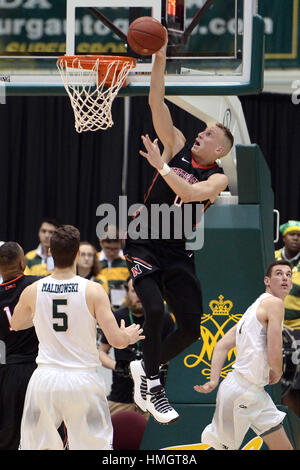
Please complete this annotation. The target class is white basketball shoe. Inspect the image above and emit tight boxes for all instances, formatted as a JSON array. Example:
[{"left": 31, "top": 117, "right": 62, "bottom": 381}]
[
  {"left": 129, "top": 359, "right": 148, "bottom": 412},
  {"left": 146, "top": 385, "right": 179, "bottom": 425}
]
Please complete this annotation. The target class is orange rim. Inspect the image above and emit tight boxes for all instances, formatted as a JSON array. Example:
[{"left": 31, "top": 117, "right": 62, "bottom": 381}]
[
  {"left": 57, "top": 55, "right": 136, "bottom": 71},
  {"left": 57, "top": 55, "right": 136, "bottom": 88}
]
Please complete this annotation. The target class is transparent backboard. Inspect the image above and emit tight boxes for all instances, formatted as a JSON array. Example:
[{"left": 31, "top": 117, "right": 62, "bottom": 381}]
[{"left": 0, "top": 0, "right": 264, "bottom": 96}]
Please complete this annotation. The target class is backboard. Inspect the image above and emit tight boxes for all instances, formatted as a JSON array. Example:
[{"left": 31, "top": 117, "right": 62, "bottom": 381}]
[{"left": 0, "top": 0, "right": 264, "bottom": 96}]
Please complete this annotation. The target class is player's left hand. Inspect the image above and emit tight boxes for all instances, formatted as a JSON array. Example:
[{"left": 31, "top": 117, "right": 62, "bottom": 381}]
[
  {"left": 121, "top": 319, "right": 145, "bottom": 345},
  {"left": 139, "top": 134, "right": 164, "bottom": 170},
  {"left": 155, "top": 28, "right": 168, "bottom": 59},
  {"left": 194, "top": 381, "right": 218, "bottom": 394}
]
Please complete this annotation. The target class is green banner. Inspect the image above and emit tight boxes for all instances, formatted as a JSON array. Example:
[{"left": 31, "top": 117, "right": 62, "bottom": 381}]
[
  {"left": 0, "top": 0, "right": 299, "bottom": 67},
  {"left": 259, "top": 0, "right": 299, "bottom": 67}
]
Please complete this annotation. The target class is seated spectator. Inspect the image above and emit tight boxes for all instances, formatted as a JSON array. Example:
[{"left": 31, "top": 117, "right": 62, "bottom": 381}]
[
  {"left": 275, "top": 220, "right": 300, "bottom": 268},
  {"left": 77, "top": 241, "right": 109, "bottom": 294},
  {"left": 97, "top": 225, "right": 130, "bottom": 309},
  {"left": 25, "top": 218, "right": 59, "bottom": 276},
  {"left": 275, "top": 220, "right": 300, "bottom": 329},
  {"left": 99, "top": 278, "right": 175, "bottom": 417},
  {"left": 275, "top": 220, "right": 300, "bottom": 416}
]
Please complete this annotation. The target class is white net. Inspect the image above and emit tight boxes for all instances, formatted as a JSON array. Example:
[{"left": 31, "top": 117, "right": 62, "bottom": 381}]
[{"left": 57, "top": 56, "right": 136, "bottom": 133}]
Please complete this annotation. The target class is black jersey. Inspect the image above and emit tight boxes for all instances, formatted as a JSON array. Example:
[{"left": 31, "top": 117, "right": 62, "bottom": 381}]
[
  {"left": 133, "top": 144, "right": 224, "bottom": 243},
  {"left": 0, "top": 274, "right": 40, "bottom": 364}
]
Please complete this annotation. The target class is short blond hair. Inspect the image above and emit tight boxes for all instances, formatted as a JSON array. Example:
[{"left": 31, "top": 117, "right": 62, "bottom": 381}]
[{"left": 216, "top": 123, "right": 234, "bottom": 152}]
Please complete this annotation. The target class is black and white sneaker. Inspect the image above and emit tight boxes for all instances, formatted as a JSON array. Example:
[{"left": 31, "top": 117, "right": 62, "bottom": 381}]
[
  {"left": 129, "top": 360, "right": 147, "bottom": 412},
  {"left": 146, "top": 385, "right": 179, "bottom": 424},
  {"left": 159, "top": 363, "right": 169, "bottom": 388}
]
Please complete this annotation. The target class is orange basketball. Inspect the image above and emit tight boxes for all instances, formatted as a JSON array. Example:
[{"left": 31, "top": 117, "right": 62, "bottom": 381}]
[{"left": 127, "top": 16, "right": 166, "bottom": 56}]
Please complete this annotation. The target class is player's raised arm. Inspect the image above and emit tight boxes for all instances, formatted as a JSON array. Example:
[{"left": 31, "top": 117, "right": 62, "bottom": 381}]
[
  {"left": 86, "top": 281, "right": 145, "bottom": 349},
  {"left": 148, "top": 33, "right": 185, "bottom": 158},
  {"left": 140, "top": 134, "right": 228, "bottom": 203}
]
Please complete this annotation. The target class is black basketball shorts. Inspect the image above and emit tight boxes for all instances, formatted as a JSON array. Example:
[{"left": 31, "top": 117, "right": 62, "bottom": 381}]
[
  {"left": 0, "top": 362, "right": 37, "bottom": 443},
  {"left": 124, "top": 239, "right": 203, "bottom": 316}
]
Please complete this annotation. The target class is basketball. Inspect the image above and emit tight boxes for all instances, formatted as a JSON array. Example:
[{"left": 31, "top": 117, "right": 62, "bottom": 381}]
[{"left": 127, "top": 17, "right": 166, "bottom": 56}]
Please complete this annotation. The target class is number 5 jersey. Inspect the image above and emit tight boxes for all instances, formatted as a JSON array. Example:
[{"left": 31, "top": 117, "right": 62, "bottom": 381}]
[{"left": 34, "top": 275, "right": 99, "bottom": 368}]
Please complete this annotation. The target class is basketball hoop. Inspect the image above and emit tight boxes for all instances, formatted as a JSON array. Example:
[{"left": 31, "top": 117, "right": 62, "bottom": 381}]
[{"left": 57, "top": 55, "right": 136, "bottom": 133}]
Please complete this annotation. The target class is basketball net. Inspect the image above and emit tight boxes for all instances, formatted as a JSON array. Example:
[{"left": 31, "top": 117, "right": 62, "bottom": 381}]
[{"left": 57, "top": 55, "right": 136, "bottom": 133}]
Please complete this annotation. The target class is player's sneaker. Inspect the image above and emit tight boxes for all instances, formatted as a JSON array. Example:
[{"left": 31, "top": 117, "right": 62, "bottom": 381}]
[
  {"left": 129, "top": 360, "right": 147, "bottom": 412},
  {"left": 159, "top": 363, "right": 169, "bottom": 387},
  {"left": 146, "top": 385, "right": 179, "bottom": 424}
]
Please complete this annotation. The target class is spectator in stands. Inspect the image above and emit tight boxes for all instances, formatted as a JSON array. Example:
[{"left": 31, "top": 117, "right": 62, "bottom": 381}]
[
  {"left": 25, "top": 218, "right": 59, "bottom": 276},
  {"left": 99, "top": 278, "right": 174, "bottom": 416},
  {"left": 275, "top": 220, "right": 300, "bottom": 268},
  {"left": 77, "top": 241, "right": 109, "bottom": 294},
  {"left": 275, "top": 220, "right": 300, "bottom": 416},
  {"left": 98, "top": 225, "right": 129, "bottom": 309}
]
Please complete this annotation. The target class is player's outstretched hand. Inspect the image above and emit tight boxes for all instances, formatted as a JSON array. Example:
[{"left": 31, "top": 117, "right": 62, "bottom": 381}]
[
  {"left": 194, "top": 380, "right": 218, "bottom": 394},
  {"left": 120, "top": 319, "right": 145, "bottom": 345},
  {"left": 139, "top": 134, "right": 163, "bottom": 170},
  {"left": 155, "top": 28, "right": 168, "bottom": 58}
]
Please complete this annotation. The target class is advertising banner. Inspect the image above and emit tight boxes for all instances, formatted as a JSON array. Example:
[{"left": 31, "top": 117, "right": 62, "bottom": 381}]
[{"left": 0, "top": 0, "right": 299, "bottom": 67}]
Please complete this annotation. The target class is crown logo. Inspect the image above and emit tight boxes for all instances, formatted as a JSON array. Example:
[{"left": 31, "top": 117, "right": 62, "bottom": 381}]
[
  {"left": 209, "top": 295, "right": 233, "bottom": 316},
  {"left": 184, "top": 294, "right": 242, "bottom": 375}
]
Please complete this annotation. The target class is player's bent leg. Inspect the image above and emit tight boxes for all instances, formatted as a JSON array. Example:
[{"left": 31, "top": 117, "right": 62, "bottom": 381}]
[
  {"left": 133, "top": 275, "right": 179, "bottom": 424},
  {"left": 161, "top": 267, "right": 203, "bottom": 364},
  {"left": 129, "top": 275, "right": 164, "bottom": 412},
  {"left": 201, "top": 371, "right": 256, "bottom": 450},
  {"left": 160, "top": 313, "right": 201, "bottom": 364},
  {"left": 133, "top": 274, "right": 166, "bottom": 378},
  {"left": 261, "top": 424, "right": 294, "bottom": 450}
]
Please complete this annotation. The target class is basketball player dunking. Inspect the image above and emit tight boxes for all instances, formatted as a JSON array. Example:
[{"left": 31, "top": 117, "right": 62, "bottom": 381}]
[
  {"left": 124, "top": 32, "right": 234, "bottom": 424},
  {"left": 12, "top": 225, "right": 144, "bottom": 450}
]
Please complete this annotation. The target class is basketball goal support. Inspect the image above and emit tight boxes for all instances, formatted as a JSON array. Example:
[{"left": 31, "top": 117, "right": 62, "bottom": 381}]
[{"left": 65, "top": 0, "right": 162, "bottom": 58}]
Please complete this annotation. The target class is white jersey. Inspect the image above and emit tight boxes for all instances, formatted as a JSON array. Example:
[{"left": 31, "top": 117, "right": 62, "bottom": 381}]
[
  {"left": 33, "top": 275, "right": 99, "bottom": 368},
  {"left": 233, "top": 293, "right": 274, "bottom": 387}
]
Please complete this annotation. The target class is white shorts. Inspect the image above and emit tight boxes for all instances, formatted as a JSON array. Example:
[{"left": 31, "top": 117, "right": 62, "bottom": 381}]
[
  {"left": 20, "top": 364, "right": 113, "bottom": 450},
  {"left": 201, "top": 370, "right": 286, "bottom": 450}
]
